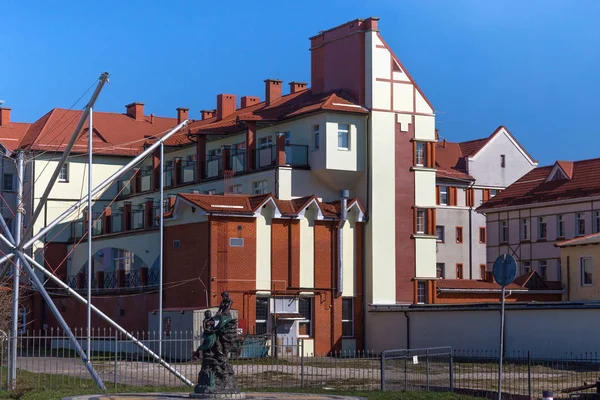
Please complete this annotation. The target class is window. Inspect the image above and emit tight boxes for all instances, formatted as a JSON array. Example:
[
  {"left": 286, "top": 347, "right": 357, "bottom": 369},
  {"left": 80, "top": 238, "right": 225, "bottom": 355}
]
[
  {"left": 231, "top": 184, "right": 243, "bottom": 194},
  {"left": 490, "top": 189, "right": 498, "bottom": 198},
  {"left": 298, "top": 297, "right": 312, "bottom": 337},
  {"left": 204, "top": 189, "right": 216, "bottom": 195},
  {"left": 113, "top": 248, "right": 134, "bottom": 272},
  {"left": 173, "top": 240, "right": 180, "bottom": 249},
  {"left": 436, "top": 263, "right": 445, "bottom": 278},
  {"left": 312, "top": 125, "right": 320, "bottom": 150},
  {"left": 416, "top": 210, "right": 426, "bottom": 234},
  {"left": 500, "top": 154, "right": 506, "bottom": 168},
  {"left": 577, "top": 213, "right": 586, "bottom": 236},
  {"left": 539, "top": 260, "right": 548, "bottom": 281},
  {"left": 595, "top": 211, "right": 600, "bottom": 234},
  {"left": 436, "top": 226, "right": 445, "bottom": 242},
  {"left": 252, "top": 180, "right": 267, "bottom": 195},
  {"left": 439, "top": 186, "right": 448, "bottom": 205},
  {"left": 342, "top": 298, "right": 354, "bottom": 337},
  {"left": 284, "top": 131, "right": 291, "bottom": 145},
  {"left": 59, "top": 163, "right": 69, "bottom": 182},
  {"left": 479, "top": 227, "right": 486, "bottom": 244},
  {"left": 581, "top": 257, "right": 593, "bottom": 286},
  {"left": 337, "top": 124, "right": 349, "bottom": 149},
  {"left": 417, "top": 282, "right": 427, "bottom": 304},
  {"left": 255, "top": 298, "right": 269, "bottom": 335},
  {"left": 229, "top": 238, "right": 244, "bottom": 247},
  {"left": 500, "top": 221, "right": 508, "bottom": 243},
  {"left": 3, "top": 174, "right": 13, "bottom": 192},
  {"left": 456, "top": 226, "right": 463, "bottom": 243},
  {"left": 480, "top": 264, "right": 486, "bottom": 279},
  {"left": 456, "top": 264, "right": 464, "bottom": 279},
  {"left": 538, "top": 217, "right": 547, "bottom": 239},
  {"left": 521, "top": 218, "right": 530, "bottom": 241},
  {"left": 522, "top": 261, "right": 531, "bottom": 274},
  {"left": 415, "top": 142, "right": 426, "bottom": 166},
  {"left": 557, "top": 215, "right": 565, "bottom": 238},
  {"left": 259, "top": 136, "right": 273, "bottom": 148}
]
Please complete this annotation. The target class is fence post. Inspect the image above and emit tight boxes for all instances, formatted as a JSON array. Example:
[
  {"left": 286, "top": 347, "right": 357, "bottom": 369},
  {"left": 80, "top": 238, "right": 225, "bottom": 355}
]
[
  {"left": 404, "top": 353, "right": 408, "bottom": 391},
  {"left": 449, "top": 348, "right": 454, "bottom": 393},
  {"left": 528, "top": 350, "right": 532, "bottom": 400},
  {"left": 300, "top": 339, "right": 305, "bottom": 388},
  {"left": 114, "top": 330, "right": 118, "bottom": 390},
  {"left": 380, "top": 351, "right": 386, "bottom": 392},
  {"left": 426, "top": 348, "right": 430, "bottom": 391}
]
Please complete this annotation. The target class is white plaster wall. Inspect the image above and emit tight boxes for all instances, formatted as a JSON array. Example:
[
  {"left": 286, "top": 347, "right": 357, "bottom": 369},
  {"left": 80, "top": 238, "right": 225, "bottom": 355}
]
[
  {"left": 342, "top": 217, "right": 356, "bottom": 297},
  {"left": 255, "top": 206, "right": 272, "bottom": 292},
  {"left": 413, "top": 115, "right": 435, "bottom": 141},
  {"left": 435, "top": 207, "right": 471, "bottom": 279},
  {"left": 299, "top": 205, "right": 315, "bottom": 289},
  {"left": 324, "top": 114, "right": 365, "bottom": 172},
  {"left": 415, "top": 238, "right": 437, "bottom": 278},
  {"left": 415, "top": 91, "right": 433, "bottom": 114},
  {"left": 414, "top": 170, "right": 436, "bottom": 207},
  {"left": 468, "top": 129, "right": 537, "bottom": 188},
  {"left": 289, "top": 169, "right": 338, "bottom": 202},
  {"left": 393, "top": 84, "right": 413, "bottom": 111}
]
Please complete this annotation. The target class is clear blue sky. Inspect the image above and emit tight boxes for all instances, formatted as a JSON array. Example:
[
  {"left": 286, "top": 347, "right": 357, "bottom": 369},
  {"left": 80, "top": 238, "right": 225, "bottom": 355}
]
[{"left": 1, "top": 0, "right": 599, "bottom": 165}]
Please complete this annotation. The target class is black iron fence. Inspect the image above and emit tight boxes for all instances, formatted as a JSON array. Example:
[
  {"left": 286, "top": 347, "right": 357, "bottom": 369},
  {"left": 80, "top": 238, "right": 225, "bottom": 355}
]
[{"left": 2, "top": 330, "right": 600, "bottom": 398}]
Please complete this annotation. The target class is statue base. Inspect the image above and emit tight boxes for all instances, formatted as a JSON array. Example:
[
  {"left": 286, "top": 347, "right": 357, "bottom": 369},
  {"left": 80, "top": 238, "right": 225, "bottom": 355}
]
[{"left": 189, "top": 393, "right": 246, "bottom": 399}]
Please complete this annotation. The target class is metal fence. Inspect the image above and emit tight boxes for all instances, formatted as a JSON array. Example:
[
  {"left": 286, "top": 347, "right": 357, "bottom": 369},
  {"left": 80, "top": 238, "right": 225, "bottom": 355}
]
[{"left": 2, "top": 330, "right": 600, "bottom": 398}]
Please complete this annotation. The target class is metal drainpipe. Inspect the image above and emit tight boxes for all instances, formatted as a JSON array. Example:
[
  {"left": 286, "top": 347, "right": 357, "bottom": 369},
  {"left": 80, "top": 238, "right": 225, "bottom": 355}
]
[
  {"left": 363, "top": 113, "right": 370, "bottom": 350},
  {"left": 337, "top": 190, "right": 349, "bottom": 298},
  {"left": 404, "top": 311, "right": 410, "bottom": 349}
]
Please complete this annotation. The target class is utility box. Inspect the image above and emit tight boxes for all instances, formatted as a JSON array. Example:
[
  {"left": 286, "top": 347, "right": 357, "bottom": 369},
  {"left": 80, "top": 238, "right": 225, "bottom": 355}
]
[{"left": 147, "top": 307, "right": 238, "bottom": 361}]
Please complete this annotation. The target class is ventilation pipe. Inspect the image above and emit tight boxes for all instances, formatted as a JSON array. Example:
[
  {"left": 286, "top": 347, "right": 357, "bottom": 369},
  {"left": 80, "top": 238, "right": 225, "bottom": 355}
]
[{"left": 337, "top": 189, "right": 349, "bottom": 297}]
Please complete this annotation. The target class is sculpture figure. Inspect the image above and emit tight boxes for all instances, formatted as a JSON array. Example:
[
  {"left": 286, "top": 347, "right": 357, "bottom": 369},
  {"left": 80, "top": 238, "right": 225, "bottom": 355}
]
[{"left": 193, "top": 291, "right": 241, "bottom": 396}]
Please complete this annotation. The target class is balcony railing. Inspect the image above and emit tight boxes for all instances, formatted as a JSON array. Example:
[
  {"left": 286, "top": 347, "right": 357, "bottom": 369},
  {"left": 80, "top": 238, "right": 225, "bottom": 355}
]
[
  {"left": 230, "top": 150, "right": 246, "bottom": 173},
  {"left": 256, "top": 146, "right": 276, "bottom": 169},
  {"left": 164, "top": 165, "right": 175, "bottom": 187},
  {"left": 140, "top": 167, "right": 152, "bottom": 192},
  {"left": 66, "top": 268, "right": 154, "bottom": 291},
  {"left": 112, "top": 213, "right": 123, "bottom": 233},
  {"left": 104, "top": 272, "right": 117, "bottom": 289},
  {"left": 205, "top": 155, "right": 222, "bottom": 179},
  {"left": 285, "top": 144, "right": 309, "bottom": 166},
  {"left": 182, "top": 161, "right": 196, "bottom": 183},
  {"left": 117, "top": 180, "right": 132, "bottom": 196},
  {"left": 132, "top": 209, "right": 145, "bottom": 230}
]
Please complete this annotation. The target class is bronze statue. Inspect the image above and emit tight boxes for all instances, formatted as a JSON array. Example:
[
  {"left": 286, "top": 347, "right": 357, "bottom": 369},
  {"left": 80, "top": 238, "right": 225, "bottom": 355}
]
[{"left": 193, "top": 291, "right": 241, "bottom": 396}]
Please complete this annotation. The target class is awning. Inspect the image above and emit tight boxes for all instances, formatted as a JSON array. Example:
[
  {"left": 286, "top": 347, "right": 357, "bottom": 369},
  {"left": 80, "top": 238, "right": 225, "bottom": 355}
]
[{"left": 274, "top": 313, "right": 305, "bottom": 320}]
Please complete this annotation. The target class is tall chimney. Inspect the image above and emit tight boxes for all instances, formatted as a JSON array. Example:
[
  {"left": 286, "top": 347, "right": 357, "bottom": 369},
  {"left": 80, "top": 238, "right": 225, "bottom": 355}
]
[
  {"left": 177, "top": 107, "right": 189, "bottom": 124},
  {"left": 289, "top": 81, "right": 308, "bottom": 94},
  {"left": 201, "top": 110, "right": 215, "bottom": 120},
  {"left": 240, "top": 96, "right": 260, "bottom": 109},
  {"left": 216, "top": 94, "right": 236, "bottom": 120},
  {"left": 0, "top": 108, "right": 10, "bottom": 126},
  {"left": 264, "top": 79, "right": 283, "bottom": 106},
  {"left": 125, "top": 103, "right": 145, "bottom": 121}
]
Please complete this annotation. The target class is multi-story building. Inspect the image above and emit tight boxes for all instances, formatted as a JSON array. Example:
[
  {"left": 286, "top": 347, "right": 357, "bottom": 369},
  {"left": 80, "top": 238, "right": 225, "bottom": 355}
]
[
  {"left": 556, "top": 232, "right": 600, "bottom": 301},
  {"left": 434, "top": 126, "right": 538, "bottom": 280},
  {"left": 478, "top": 157, "right": 600, "bottom": 282}
]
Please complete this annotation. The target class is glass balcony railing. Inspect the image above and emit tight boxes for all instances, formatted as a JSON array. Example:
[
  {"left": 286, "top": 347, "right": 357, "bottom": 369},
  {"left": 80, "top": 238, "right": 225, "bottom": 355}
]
[
  {"left": 230, "top": 150, "right": 246, "bottom": 173},
  {"left": 285, "top": 144, "right": 309, "bottom": 166},
  {"left": 164, "top": 166, "right": 175, "bottom": 187},
  {"left": 117, "top": 180, "right": 131, "bottom": 196},
  {"left": 205, "top": 156, "right": 222, "bottom": 179},
  {"left": 132, "top": 209, "right": 145, "bottom": 230},
  {"left": 112, "top": 213, "right": 123, "bottom": 233},
  {"left": 256, "top": 146, "right": 276, "bottom": 169},
  {"left": 140, "top": 168, "right": 152, "bottom": 192},
  {"left": 182, "top": 161, "right": 196, "bottom": 183}
]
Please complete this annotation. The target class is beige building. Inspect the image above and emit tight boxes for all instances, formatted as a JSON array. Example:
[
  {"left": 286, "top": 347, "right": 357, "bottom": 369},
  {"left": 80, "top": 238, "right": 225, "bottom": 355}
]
[{"left": 556, "top": 233, "right": 600, "bottom": 301}]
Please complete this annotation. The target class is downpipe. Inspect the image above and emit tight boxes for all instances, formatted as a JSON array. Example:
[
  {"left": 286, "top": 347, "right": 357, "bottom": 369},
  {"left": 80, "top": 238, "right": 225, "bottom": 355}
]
[{"left": 337, "top": 190, "right": 349, "bottom": 298}]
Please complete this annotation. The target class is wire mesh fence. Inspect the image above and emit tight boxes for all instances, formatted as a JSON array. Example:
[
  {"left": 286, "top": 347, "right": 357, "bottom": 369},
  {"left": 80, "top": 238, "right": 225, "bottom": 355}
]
[{"left": 2, "top": 329, "right": 600, "bottom": 398}]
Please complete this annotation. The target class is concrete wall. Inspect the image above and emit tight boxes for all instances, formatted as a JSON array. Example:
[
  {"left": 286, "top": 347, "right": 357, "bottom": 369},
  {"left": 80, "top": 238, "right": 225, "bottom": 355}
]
[{"left": 366, "top": 306, "right": 600, "bottom": 357}]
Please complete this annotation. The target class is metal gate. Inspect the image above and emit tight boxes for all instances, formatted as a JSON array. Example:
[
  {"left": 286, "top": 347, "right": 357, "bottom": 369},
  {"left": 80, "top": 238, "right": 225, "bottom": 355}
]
[{"left": 381, "top": 346, "right": 453, "bottom": 392}]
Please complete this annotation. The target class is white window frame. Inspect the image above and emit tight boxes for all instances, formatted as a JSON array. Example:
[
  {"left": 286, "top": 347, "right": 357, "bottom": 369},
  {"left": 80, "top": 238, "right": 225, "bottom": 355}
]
[
  {"left": 581, "top": 257, "right": 593, "bottom": 286},
  {"left": 3, "top": 173, "right": 14, "bottom": 192},
  {"left": 500, "top": 221, "right": 508, "bottom": 243},
  {"left": 522, "top": 261, "right": 531, "bottom": 274},
  {"left": 113, "top": 248, "right": 134, "bottom": 272},
  {"left": 416, "top": 209, "right": 426, "bottom": 234},
  {"left": 231, "top": 184, "right": 243, "bottom": 194},
  {"left": 417, "top": 281, "right": 427, "bottom": 304},
  {"left": 59, "top": 163, "right": 69, "bottom": 182},
  {"left": 436, "top": 263, "right": 445, "bottom": 278},
  {"left": 577, "top": 213, "right": 586, "bottom": 236},
  {"left": 337, "top": 124, "right": 350, "bottom": 150},
  {"left": 229, "top": 238, "right": 244, "bottom": 247},
  {"left": 255, "top": 297, "right": 269, "bottom": 335},
  {"left": 490, "top": 189, "right": 498, "bottom": 198},
  {"left": 539, "top": 260, "right": 548, "bottom": 280},
  {"left": 297, "top": 297, "right": 313, "bottom": 338},
  {"left": 538, "top": 217, "right": 547, "bottom": 240},
  {"left": 557, "top": 214, "right": 565, "bottom": 238},
  {"left": 415, "top": 142, "right": 426, "bottom": 166},
  {"left": 252, "top": 180, "right": 267, "bottom": 195},
  {"left": 439, "top": 186, "right": 448, "bottom": 206},
  {"left": 312, "top": 125, "right": 320, "bottom": 151},
  {"left": 204, "top": 189, "right": 216, "bottom": 195},
  {"left": 341, "top": 298, "right": 354, "bottom": 337},
  {"left": 521, "top": 218, "right": 529, "bottom": 241}
]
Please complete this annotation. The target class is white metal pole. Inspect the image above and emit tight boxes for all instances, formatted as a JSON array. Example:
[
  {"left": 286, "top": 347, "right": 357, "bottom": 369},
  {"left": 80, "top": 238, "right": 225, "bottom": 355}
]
[
  {"left": 20, "top": 251, "right": 194, "bottom": 386},
  {"left": 87, "top": 107, "right": 93, "bottom": 361},
  {"left": 159, "top": 142, "right": 164, "bottom": 357},
  {"left": 23, "top": 120, "right": 189, "bottom": 250},
  {"left": 10, "top": 151, "right": 23, "bottom": 389}
]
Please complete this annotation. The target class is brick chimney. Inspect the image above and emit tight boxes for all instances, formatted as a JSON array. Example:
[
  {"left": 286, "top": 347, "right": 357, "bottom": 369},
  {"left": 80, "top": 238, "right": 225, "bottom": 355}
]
[
  {"left": 0, "top": 108, "right": 10, "bottom": 126},
  {"left": 289, "top": 82, "right": 308, "bottom": 94},
  {"left": 201, "top": 110, "right": 215, "bottom": 120},
  {"left": 176, "top": 107, "right": 189, "bottom": 124},
  {"left": 126, "top": 103, "right": 145, "bottom": 121},
  {"left": 264, "top": 79, "right": 283, "bottom": 106},
  {"left": 216, "top": 94, "right": 236, "bottom": 120},
  {"left": 241, "top": 96, "right": 260, "bottom": 109}
]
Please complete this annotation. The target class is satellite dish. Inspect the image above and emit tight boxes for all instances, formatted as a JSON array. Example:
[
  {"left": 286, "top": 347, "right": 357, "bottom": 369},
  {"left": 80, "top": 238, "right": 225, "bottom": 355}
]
[{"left": 493, "top": 254, "right": 517, "bottom": 287}]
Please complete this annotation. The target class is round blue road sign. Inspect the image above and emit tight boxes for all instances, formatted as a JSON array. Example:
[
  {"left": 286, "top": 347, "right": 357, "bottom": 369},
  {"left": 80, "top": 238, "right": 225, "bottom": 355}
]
[{"left": 493, "top": 254, "right": 517, "bottom": 287}]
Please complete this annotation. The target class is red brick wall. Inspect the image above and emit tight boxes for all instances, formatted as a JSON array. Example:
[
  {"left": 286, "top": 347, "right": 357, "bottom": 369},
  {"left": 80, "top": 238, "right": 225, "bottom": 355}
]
[{"left": 44, "top": 243, "right": 68, "bottom": 281}]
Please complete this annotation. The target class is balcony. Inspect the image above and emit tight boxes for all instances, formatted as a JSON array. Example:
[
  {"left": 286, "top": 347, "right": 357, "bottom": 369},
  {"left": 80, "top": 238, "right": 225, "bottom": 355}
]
[
  {"left": 182, "top": 161, "right": 196, "bottom": 183},
  {"left": 70, "top": 205, "right": 161, "bottom": 240},
  {"left": 66, "top": 267, "right": 159, "bottom": 291}
]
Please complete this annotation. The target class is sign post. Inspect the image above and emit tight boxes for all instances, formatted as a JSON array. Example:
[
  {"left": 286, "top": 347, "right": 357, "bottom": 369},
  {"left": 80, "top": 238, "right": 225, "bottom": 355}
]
[{"left": 493, "top": 254, "right": 517, "bottom": 400}]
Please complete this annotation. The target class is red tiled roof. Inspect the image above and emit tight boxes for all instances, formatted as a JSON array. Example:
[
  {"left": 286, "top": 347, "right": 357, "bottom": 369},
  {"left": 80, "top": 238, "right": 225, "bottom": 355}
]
[
  {"left": 458, "top": 137, "right": 490, "bottom": 157},
  {"left": 0, "top": 122, "right": 31, "bottom": 152},
  {"left": 556, "top": 161, "right": 574, "bottom": 179},
  {"left": 478, "top": 157, "right": 600, "bottom": 211},
  {"left": 159, "top": 89, "right": 367, "bottom": 147},
  {"left": 435, "top": 141, "right": 474, "bottom": 181},
  {"left": 555, "top": 232, "right": 600, "bottom": 247},
  {"left": 19, "top": 108, "right": 181, "bottom": 156},
  {"left": 436, "top": 279, "right": 522, "bottom": 291}
]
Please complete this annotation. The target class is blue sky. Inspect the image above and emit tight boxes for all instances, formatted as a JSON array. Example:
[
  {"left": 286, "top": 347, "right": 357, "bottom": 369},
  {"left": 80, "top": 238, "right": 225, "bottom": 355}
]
[{"left": 1, "top": 0, "right": 599, "bottom": 165}]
